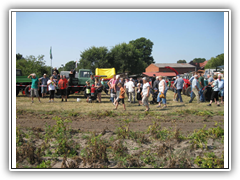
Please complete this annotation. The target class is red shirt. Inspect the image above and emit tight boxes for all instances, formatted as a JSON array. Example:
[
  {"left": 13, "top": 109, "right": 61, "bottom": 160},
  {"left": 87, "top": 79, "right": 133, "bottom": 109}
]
[
  {"left": 58, "top": 78, "right": 68, "bottom": 89},
  {"left": 91, "top": 85, "right": 95, "bottom": 93}
]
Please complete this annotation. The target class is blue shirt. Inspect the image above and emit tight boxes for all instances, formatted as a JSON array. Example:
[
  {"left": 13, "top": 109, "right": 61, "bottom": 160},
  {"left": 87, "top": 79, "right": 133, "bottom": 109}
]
[
  {"left": 218, "top": 79, "right": 224, "bottom": 89},
  {"left": 189, "top": 76, "right": 194, "bottom": 83},
  {"left": 174, "top": 77, "right": 184, "bottom": 90},
  {"left": 40, "top": 77, "right": 49, "bottom": 85}
]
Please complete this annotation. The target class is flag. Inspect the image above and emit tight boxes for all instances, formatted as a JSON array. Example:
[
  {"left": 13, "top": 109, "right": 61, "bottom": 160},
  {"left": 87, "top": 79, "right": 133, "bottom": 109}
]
[{"left": 50, "top": 47, "right": 52, "bottom": 59}]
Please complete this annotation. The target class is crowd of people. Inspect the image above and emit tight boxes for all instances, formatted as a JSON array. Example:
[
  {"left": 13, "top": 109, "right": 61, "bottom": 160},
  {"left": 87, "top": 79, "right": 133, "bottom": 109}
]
[{"left": 27, "top": 70, "right": 224, "bottom": 111}]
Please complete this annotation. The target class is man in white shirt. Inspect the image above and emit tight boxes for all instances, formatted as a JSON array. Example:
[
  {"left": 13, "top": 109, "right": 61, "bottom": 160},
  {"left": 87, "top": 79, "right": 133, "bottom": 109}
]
[
  {"left": 189, "top": 75, "right": 200, "bottom": 103},
  {"left": 128, "top": 78, "right": 135, "bottom": 103}
]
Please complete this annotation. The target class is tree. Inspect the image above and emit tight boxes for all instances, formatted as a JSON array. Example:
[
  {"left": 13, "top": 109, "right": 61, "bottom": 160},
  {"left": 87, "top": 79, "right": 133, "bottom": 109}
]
[
  {"left": 109, "top": 43, "right": 146, "bottom": 74},
  {"left": 16, "top": 53, "right": 24, "bottom": 60},
  {"left": 16, "top": 54, "right": 51, "bottom": 77},
  {"left": 129, "top": 37, "right": 155, "bottom": 65},
  {"left": 205, "top": 53, "right": 224, "bottom": 69},
  {"left": 177, "top": 60, "right": 187, "bottom": 63},
  {"left": 78, "top": 46, "right": 110, "bottom": 73},
  {"left": 192, "top": 58, "right": 206, "bottom": 63},
  {"left": 64, "top": 61, "right": 76, "bottom": 71}
]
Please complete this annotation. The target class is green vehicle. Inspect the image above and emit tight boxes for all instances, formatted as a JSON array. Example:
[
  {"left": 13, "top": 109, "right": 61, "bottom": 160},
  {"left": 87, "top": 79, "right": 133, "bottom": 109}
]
[
  {"left": 16, "top": 69, "right": 32, "bottom": 96},
  {"left": 55, "top": 69, "right": 93, "bottom": 97}
]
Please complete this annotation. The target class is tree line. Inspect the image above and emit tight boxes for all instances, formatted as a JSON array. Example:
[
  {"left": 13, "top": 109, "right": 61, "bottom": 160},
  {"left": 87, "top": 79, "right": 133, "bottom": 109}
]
[
  {"left": 78, "top": 37, "right": 155, "bottom": 74},
  {"left": 177, "top": 54, "right": 224, "bottom": 69},
  {"left": 16, "top": 37, "right": 155, "bottom": 76}
]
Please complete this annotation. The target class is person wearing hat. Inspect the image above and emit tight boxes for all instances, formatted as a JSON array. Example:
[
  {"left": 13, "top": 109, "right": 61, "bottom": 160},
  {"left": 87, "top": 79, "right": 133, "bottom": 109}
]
[
  {"left": 189, "top": 75, "right": 200, "bottom": 103},
  {"left": 39, "top": 73, "right": 49, "bottom": 98}
]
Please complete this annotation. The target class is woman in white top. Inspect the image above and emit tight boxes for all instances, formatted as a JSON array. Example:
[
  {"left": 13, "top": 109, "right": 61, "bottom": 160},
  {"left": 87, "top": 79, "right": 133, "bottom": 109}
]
[
  {"left": 141, "top": 77, "right": 150, "bottom": 111},
  {"left": 157, "top": 76, "right": 167, "bottom": 108},
  {"left": 47, "top": 76, "right": 56, "bottom": 102}
]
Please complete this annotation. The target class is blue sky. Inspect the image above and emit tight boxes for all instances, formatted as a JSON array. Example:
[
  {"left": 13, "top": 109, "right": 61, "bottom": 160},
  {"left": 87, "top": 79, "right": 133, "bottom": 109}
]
[{"left": 16, "top": 11, "right": 224, "bottom": 69}]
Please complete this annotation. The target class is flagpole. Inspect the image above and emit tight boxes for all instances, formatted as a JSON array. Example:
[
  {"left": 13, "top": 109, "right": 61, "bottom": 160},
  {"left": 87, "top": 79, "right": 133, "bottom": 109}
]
[{"left": 50, "top": 46, "right": 52, "bottom": 75}]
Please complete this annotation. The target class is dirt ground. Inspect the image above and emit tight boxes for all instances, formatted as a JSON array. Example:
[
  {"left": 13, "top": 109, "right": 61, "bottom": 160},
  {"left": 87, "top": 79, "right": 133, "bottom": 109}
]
[
  {"left": 15, "top": 91, "right": 225, "bottom": 168},
  {"left": 16, "top": 111, "right": 224, "bottom": 135}
]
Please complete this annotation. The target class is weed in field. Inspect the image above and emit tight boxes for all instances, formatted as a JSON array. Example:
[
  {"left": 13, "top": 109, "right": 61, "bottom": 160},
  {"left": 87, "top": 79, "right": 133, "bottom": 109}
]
[
  {"left": 194, "top": 152, "right": 224, "bottom": 168},
  {"left": 146, "top": 121, "right": 172, "bottom": 141},
  {"left": 188, "top": 125, "right": 208, "bottom": 150},
  {"left": 35, "top": 160, "right": 52, "bottom": 168},
  {"left": 80, "top": 133, "right": 109, "bottom": 167}
]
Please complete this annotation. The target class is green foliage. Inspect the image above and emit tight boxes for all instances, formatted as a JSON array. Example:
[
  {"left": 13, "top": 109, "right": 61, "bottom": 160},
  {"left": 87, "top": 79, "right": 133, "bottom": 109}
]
[
  {"left": 194, "top": 152, "right": 224, "bottom": 168},
  {"left": 177, "top": 60, "right": 187, "bottom": 63},
  {"left": 188, "top": 125, "right": 208, "bottom": 149},
  {"left": 44, "top": 117, "right": 78, "bottom": 157},
  {"left": 78, "top": 37, "right": 154, "bottom": 74},
  {"left": 16, "top": 55, "right": 52, "bottom": 77},
  {"left": 146, "top": 121, "right": 172, "bottom": 141},
  {"left": 205, "top": 53, "right": 224, "bottom": 69},
  {"left": 80, "top": 133, "right": 109, "bottom": 165},
  {"left": 35, "top": 160, "right": 51, "bottom": 168},
  {"left": 16, "top": 127, "right": 24, "bottom": 146},
  {"left": 79, "top": 46, "right": 110, "bottom": 73},
  {"left": 64, "top": 60, "right": 76, "bottom": 71},
  {"left": 192, "top": 58, "right": 206, "bottom": 63},
  {"left": 188, "top": 125, "right": 224, "bottom": 149}
]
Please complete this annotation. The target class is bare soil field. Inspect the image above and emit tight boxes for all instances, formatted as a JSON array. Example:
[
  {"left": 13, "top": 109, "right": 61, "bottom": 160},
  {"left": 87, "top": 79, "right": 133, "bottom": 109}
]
[{"left": 15, "top": 91, "right": 225, "bottom": 169}]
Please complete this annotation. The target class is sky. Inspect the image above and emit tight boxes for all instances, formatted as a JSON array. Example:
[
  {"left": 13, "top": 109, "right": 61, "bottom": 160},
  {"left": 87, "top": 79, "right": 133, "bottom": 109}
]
[{"left": 16, "top": 11, "right": 224, "bottom": 69}]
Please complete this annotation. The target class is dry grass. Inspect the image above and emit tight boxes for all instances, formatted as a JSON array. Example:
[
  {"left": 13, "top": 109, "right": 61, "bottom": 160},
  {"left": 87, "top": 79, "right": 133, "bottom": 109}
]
[{"left": 16, "top": 90, "right": 224, "bottom": 115}]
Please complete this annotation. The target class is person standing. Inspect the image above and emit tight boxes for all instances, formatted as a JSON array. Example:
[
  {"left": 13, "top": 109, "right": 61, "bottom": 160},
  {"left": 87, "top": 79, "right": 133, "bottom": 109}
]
[
  {"left": 114, "top": 83, "right": 126, "bottom": 111},
  {"left": 108, "top": 75, "right": 116, "bottom": 104},
  {"left": 189, "top": 75, "right": 200, "bottom": 103},
  {"left": 39, "top": 73, "right": 49, "bottom": 98},
  {"left": 95, "top": 78, "right": 103, "bottom": 103},
  {"left": 52, "top": 71, "right": 58, "bottom": 83},
  {"left": 141, "top": 77, "right": 150, "bottom": 111},
  {"left": 27, "top": 73, "right": 41, "bottom": 103},
  {"left": 172, "top": 77, "right": 178, "bottom": 101},
  {"left": 207, "top": 75, "right": 220, "bottom": 106},
  {"left": 136, "top": 83, "right": 142, "bottom": 106},
  {"left": 113, "top": 75, "right": 121, "bottom": 105},
  {"left": 86, "top": 74, "right": 95, "bottom": 87},
  {"left": 206, "top": 74, "right": 214, "bottom": 101},
  {"left": 124, "top": 78, "right": 130, "bottom": 101},
  {"left": 53, "top": 67, "right": 60, "bottom": 79},
  {"left": 173, "top": 75, "right": 184, "bottom": 103},
  {"left": 58, "top": 75, "right": 68, "bottom": 102},
  {"left": 218, "top": 75, "right": 224, "bottom": 104},
  {"left": 150, "top": 74, "right": 156, "bottom": 88},
  {"left": 198, "top": 73, "right": 205, "bottom": 102},
  {"left": 157, "top": 76, "right": 167, "bottom": 108},
  {"left": 47, "top": 76, "right": 56, "bottom": 102},
  {"left": 128, "top": 78, "right": 135, "bottom": 103},
  {"left": 85, "top": 81, "right": 91, "bottom": 102},
  {"left": 189, "top": 72, "right": 197, "bottom": 100}
]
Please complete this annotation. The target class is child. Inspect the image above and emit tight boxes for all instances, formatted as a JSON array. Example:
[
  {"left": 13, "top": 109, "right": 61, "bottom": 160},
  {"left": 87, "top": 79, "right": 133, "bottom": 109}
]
[
  {"left": 86, "top": 82, "right": 91, "bottom": 102},
  {"left": 90, "top": 84, "right": 95, "bottom": 102},
  {"left": 136, "top": 83, "right": 142, "bottom": 106},
  {"left": 114, "top": 83, "right": 126, "bottom": 110}
]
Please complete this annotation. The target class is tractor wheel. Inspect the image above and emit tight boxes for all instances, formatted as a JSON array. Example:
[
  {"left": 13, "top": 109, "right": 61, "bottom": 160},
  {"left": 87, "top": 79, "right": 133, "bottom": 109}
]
[
  {"left": 186, "top": 87, "right": 191, "bottom": 96},
  {"left": 16, "top": 90, "right": 19, "bottom": 96},
  {"left": 182, "top": 88, "right": 186, "bottom": 95},
  {"left": 24, "top": 85, "right": 31, "bottom": 97},
  {"left": 84, "top": 89, "right": 87, "bottom": 98}
]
